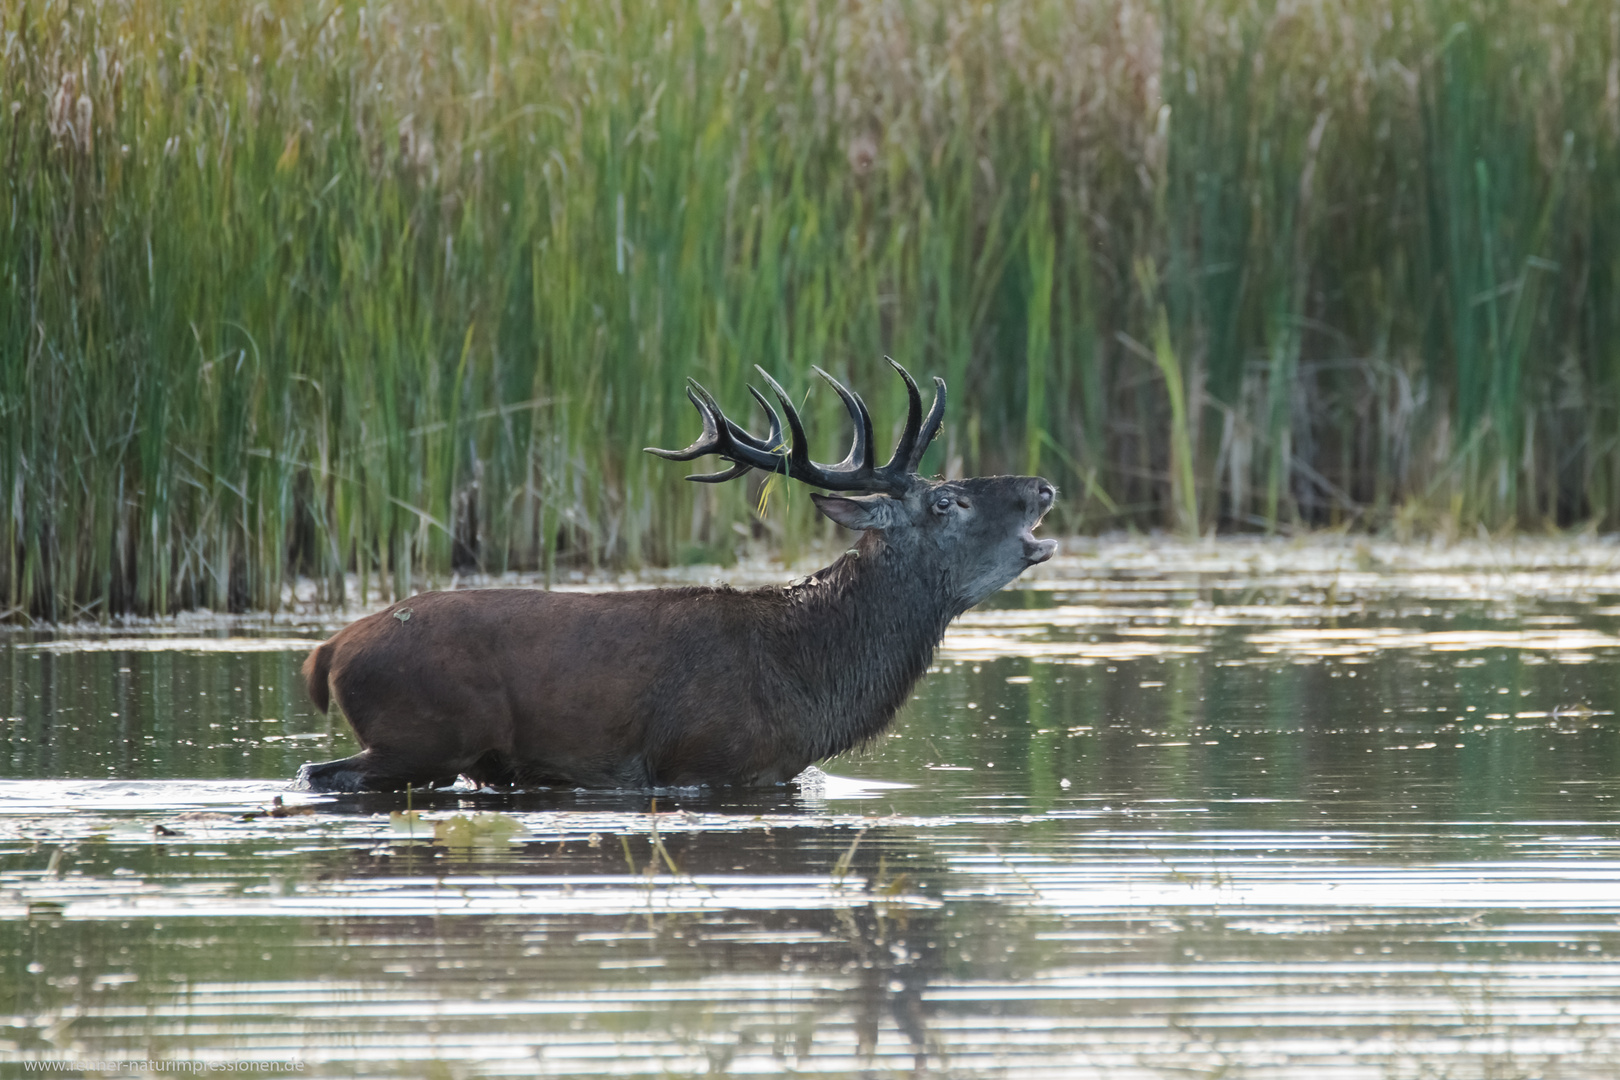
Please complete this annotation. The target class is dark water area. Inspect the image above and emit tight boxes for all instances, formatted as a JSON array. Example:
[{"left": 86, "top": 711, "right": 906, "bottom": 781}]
[{"left": 3, "top": 541, "right": 1620, "bottom": 1077}]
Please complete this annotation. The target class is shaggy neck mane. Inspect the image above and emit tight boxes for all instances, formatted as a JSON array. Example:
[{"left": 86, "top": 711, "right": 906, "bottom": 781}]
[{"left": 763, "top": 529, "right": 963, "bottom": 761}]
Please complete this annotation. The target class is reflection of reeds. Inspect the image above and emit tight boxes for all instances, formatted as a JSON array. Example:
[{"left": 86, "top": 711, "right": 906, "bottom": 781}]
[{"left": 3, "top": 1, "right": 1617, "bottom": 617}]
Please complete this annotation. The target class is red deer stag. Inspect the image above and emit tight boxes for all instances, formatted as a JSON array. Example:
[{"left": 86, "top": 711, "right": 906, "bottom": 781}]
[{"left": 297, "top": 360, "right": 1056, "bottom": 791}]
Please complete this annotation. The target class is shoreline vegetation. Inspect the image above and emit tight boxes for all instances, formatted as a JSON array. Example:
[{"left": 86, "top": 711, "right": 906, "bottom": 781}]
[
  {"left": 3, "top": 0, "right": 1618, "bottom": 619},
  {"left": 11, "top": 532, "right": 1620, "bottom": 631}
]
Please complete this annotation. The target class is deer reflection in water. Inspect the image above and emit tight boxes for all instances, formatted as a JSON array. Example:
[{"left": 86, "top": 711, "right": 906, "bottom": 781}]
[{"left": 315, "top": 800, "right": 951, "bottom": 1072}]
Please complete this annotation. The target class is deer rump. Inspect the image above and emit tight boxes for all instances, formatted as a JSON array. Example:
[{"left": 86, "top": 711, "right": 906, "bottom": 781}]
[{"left": 297, "top": 361, "right": 1056, "bottom": 792}]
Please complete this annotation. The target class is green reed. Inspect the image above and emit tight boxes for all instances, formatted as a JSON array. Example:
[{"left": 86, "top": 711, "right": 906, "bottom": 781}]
[{"left": 2, "top": 0, "right": 1617, "bottom": 619}]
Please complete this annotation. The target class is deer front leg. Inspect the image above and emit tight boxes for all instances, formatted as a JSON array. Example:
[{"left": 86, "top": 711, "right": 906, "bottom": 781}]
[{"left": 296, "top": 751, "right": 455, "bottom": 792}]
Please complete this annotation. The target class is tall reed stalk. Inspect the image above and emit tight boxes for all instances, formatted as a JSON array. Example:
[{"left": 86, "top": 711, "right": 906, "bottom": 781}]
[{"left": 2, "top": 0, "right": 1617, "bottom": 619}]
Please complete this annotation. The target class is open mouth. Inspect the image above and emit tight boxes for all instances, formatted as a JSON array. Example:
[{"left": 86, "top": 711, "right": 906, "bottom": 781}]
[
  {"left": 1024, "top": 481, "right": 1058, "bottom": 563},
  {"left": 1022, "top": 529, "right": 1058, "bottom": 564}
]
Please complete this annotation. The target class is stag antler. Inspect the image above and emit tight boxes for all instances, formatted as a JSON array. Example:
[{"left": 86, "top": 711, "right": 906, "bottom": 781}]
[{"left": 645, "top": 358, "right": 946, "bottom": 496}]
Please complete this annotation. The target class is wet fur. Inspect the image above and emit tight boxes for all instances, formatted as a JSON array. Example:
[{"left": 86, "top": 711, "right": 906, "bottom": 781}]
[{"left": 298, "top": 475, "right": 1053, "bottom": 792}]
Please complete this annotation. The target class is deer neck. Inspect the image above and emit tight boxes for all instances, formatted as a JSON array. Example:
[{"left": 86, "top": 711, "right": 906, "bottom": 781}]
[{"left": 776, "top": 530, "right": 960, "bottom": 758}]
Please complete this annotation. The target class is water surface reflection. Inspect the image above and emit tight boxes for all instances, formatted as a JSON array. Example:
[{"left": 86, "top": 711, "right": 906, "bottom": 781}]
[{"left": 3, "top": 540, "right": 1620, "bottom": 1076}]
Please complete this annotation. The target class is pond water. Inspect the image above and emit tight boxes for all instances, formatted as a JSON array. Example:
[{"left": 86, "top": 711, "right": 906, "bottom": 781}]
[{"left": 3, "top": 539, "right": 1620, "bottom": 1078}]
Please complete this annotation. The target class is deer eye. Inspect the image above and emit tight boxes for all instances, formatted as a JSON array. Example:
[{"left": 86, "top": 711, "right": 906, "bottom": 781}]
[{"left": 932, "top": 494, "right": 955, "bottom": 514}]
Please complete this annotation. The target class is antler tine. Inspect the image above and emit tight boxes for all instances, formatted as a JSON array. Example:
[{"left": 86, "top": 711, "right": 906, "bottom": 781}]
[
  {"left": 645, "top": 381, "right": 724, "bottom": 462},
  {"left": 646, "top": 378, "right": 783, "bottom": 482},
  {"left": 904, "top": 375, "right": 947, "bottom": 474},
  {"left": 880, "top": 357, "right": 925, "bottom": 474},
  {"left": 695, "top": 386, "right": 787, "bottom": 483},
  {"left": 726, "top": 385, "right": 785, "bottom": 456},
  {"left": 686, "top": 460, "right": 754, "bottom": 483},
  {"left": 755, "top": 366, "right": 907, "bottom": 493},
  {"left": 812, "top": 366, "right": 875, "bottom": 473},
  {"left": 754, "top": 367, "right": 818, "bottom": 478},
  {"left": 689, "top": 379, "right": 789, "bottom": 478}
]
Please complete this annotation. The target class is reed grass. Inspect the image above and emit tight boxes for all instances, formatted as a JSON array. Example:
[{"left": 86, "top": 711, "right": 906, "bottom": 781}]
[{"left": 3, "top": 0, "right": 1618, "bottom": 619}]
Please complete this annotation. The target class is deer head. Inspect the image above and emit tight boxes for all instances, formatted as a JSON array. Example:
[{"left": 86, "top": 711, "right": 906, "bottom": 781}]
[{"left": 647, "top": 359, "right": 1056, "bottom": 610}]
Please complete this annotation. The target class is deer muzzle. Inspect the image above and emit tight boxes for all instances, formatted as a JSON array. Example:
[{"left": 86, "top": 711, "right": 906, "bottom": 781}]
[{"left": 1022, "top": 532, "right": 1058, "bottom": 565}]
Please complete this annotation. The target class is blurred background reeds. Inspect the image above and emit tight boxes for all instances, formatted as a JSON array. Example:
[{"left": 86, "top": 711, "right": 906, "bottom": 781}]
[{"left": 3, "top": 0, "right": 1617, "bottom": 619}]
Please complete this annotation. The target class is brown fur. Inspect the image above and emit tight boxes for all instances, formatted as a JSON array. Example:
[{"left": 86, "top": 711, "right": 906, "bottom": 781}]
[
  {"left": 297, "top": 474, "right": 1056, "bottom": 792},
  {"left": 301, "top": 642, "right": 332, "bottom": 715}
]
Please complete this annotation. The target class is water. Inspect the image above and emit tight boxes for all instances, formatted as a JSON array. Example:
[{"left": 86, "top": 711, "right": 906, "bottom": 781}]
[{"left": 3, "top": 539, "right": 1620, "bottom": 1078}]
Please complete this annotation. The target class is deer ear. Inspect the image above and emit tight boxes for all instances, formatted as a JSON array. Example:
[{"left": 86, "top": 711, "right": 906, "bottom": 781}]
[{"left": 811, "top": 493, "right": 897, "bottom": 532}]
